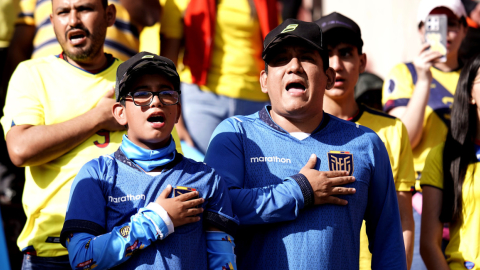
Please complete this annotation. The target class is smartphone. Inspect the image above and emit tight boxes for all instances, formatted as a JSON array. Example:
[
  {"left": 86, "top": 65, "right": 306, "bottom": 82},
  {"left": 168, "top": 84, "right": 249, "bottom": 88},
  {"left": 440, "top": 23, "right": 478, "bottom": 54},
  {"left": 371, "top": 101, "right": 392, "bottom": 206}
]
[{"left": 425, "top": 14, "right": 447, "bottom": 62}]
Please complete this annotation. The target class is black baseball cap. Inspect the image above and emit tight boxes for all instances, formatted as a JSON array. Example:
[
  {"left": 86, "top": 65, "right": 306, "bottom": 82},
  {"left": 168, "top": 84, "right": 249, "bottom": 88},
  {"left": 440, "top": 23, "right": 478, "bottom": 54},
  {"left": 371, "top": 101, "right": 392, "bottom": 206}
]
[
  {"left": 262, "top": 18, "right": 326, "bottom": 63},
  {"left": 315, "top": 12, "right": 363, "bottom": 47},
  {"left": 115, "top": 51, "right": 180, "bottom": 102}
]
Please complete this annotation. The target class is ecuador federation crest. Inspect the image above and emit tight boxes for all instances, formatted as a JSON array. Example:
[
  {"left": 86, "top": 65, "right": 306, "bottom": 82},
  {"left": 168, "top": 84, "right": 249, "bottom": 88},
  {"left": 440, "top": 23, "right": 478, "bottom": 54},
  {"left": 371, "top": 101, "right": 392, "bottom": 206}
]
[{"left": 328, "top": 151, "right": 354, "bottom": 176}]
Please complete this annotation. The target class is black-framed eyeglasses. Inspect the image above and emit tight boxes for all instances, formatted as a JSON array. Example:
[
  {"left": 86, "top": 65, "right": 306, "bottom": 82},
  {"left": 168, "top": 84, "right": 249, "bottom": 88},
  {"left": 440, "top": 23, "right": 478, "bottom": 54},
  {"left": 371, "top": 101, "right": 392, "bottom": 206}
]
[{"left": 124, "top": 90, "right": 180, "bottom": 106}]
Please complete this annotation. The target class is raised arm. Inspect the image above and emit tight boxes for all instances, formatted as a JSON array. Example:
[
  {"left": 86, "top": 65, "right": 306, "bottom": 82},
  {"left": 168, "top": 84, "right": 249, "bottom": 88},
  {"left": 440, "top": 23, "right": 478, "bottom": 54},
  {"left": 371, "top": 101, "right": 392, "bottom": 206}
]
[{"left": 6, "top": 88, "right": 124, "bottom": 167}]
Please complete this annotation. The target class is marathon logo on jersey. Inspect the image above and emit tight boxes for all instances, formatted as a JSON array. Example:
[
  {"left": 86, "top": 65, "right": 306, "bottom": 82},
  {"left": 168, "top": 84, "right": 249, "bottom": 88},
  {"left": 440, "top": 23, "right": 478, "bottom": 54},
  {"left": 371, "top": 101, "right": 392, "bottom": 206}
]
[
  {"left": 328, "top": 151, "right": 354, "bottom": 176},
  {"left": 75, "top": 258, "right": 97, "bottom": 270},
  {"left": 120, "top": 225, "right": 130, "bottom": 238},
  {"left": 125, "top": 240, "right": 145, "bottom": 257},
  {"left": 222, "top": 262, "right": 234, "bottom": 270},
  {"left": 250, "top": 156, "right": 291, "bottom": 163},
  {"left": 108, "top": 194, "right": 146, "bottom": 203}
]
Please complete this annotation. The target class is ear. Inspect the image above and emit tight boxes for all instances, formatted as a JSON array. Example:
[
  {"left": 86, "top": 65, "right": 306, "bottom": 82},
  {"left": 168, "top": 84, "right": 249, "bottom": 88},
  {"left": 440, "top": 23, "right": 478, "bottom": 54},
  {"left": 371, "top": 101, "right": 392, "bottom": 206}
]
[
  {"left": 175, "top": 102, "right": 182, "bottom": 123},
  {"left": 418, "top": 25, "right": 426, "bottom": 43},
  {"left": 113, "top": 103, "right": 128, "bottom": 126},
  {"left": 325, "top": 67, "right": 336, "bottom": 90},
  {"left": 260, "top": 70, "right": 268, "bottom": 94},
  {"left": 50, "top": 13, "right": 53, "bottom": 23},
  {"left": 106, "top": 4, "right": 116, "bottom": 27},
  {"left": 359, "top": 53, "right": 367, "bottom": 74}
]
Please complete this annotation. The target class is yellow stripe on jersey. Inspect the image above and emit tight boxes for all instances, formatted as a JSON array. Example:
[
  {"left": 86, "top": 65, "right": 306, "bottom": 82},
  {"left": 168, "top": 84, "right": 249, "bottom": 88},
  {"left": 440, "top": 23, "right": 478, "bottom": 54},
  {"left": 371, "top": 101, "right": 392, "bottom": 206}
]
[
  {"left": 354, "top": 105, "right": 415, "bottom": 270},
  {"left": 421, "top": 143, "right": 480, "bottom": 270},
  {"left": 1, "top": 55, "right": 182, "bottom": 256},
  {"left": 382, "top": 63, "right": 460, "bottom": 190},
  {"left": 16, "top": 0, "right": 139, "bottom": 61}
]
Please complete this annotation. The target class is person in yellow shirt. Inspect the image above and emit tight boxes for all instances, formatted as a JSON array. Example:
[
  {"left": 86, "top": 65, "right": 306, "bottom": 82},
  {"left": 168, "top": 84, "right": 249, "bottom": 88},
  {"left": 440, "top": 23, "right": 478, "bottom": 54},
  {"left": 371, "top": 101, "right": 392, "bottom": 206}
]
[
  {"left": 317, "top": 12, "right": 415, "bottom": 269},
  {"left": 420, "top": 53, "right": 480, "bottom": 270},
  {"left": 160, "top": 0, "right": 278, "bottom": 155},
  {"left": 1, "top": 0, "right": 178, "bottom": 268}
]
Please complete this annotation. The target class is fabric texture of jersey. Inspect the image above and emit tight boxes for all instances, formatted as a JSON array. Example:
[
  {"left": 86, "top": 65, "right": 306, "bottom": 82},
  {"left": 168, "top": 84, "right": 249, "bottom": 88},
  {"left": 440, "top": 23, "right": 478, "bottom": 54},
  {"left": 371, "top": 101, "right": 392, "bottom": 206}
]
[
  {"left": 204, "top": 106, "right": 407, "bottom": 270},
  {"left": 0, "top": 55, "right": 182, "bottom": 257},
  {"left": 353, "top": 105, "right": 415, "bottom": 270},
  {"left": 62, "top": 148, "right": 238, "bottom": 269},
  {"left": 382, "top": 63, "right": 460, "bottom": 189},
  {"left": 420, "top": 143, "right": 480, "bottom": 270},
  {"left": 160, "top": 0, "right": 269, "bottom": 102},
  {"left": 16, "top": 0, "right": 139, "bottom": 60}
]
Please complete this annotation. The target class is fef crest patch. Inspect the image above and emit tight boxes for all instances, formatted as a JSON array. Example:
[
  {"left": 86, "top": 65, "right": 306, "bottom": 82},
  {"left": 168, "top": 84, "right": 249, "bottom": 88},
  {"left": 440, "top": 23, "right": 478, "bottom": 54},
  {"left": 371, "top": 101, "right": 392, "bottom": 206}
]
[
  {"left": 281, "top": 24, "right": 298, "bottom": 33},
  {"left": 173, "top": 186, "right": 197, "bottom": 197},
  {"left": 120, "top": 225, "right": 130, "bottom": 238},
  {"left": 328, "top": 151, "right": 354, "bottom": 176}
]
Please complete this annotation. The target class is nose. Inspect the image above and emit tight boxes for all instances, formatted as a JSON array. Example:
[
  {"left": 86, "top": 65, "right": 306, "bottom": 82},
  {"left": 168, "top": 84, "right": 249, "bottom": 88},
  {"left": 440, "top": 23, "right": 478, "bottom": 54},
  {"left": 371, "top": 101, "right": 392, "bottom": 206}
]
[
  {"left": 68, "top": 10, "right": 81, "bottom": 27},
  {"left": 329, "top": 55, "right": 343, "bottom": 72},
  {"left": 150, "top": 93, "right": 163, "bottom": 107},
  {"left": 286, "top": 57, "right": 303, "bottom": 74}
]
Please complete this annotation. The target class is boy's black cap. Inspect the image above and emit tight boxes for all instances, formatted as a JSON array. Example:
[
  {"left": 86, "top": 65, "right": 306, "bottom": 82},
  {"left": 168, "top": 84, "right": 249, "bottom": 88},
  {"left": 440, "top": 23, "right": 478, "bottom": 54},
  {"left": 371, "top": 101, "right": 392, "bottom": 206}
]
[
  {"left": 115, "top": 51, "right": 180, "bottom": 102},
  {"left": 262, "top": 18, "right": 326, "bottom": 62},
  {"left": 315, "top": 12, "right": 363, "bottom": 47}
]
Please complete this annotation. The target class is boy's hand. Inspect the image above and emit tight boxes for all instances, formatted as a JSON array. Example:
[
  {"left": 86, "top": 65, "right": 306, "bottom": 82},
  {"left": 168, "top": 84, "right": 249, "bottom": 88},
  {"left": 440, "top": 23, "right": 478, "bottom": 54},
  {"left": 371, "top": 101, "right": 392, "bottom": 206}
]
[{"left": 155, "top": 185, "right": 204, "bottom": 227}]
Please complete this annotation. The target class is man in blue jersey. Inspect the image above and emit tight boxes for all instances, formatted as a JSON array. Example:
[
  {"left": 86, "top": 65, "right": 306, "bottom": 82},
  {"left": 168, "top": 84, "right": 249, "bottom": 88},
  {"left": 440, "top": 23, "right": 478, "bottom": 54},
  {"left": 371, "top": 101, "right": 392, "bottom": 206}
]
[
  {"left": 204, "top": 18, "right": 407, "bottom": 269},
  {"left": 60, "top": 52, "right": 239, "bottom": 270}
]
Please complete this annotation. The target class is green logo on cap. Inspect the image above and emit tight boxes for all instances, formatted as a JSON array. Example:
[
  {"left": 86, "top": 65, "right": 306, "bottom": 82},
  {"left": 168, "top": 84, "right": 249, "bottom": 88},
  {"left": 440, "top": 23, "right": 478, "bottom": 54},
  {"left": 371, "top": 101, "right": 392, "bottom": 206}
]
[
  {"left": 281, "top": 24, "right": 298, "bottom": 33},
  {"left": 142, "top": 55, "right": 154, "bottom": 59}
]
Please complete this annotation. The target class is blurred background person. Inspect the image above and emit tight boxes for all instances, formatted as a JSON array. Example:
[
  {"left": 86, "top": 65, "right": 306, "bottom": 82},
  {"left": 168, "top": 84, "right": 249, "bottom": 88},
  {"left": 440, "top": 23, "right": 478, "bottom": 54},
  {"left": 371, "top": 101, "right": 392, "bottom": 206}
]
[
  {"left": 160, "top": 0, "right": 279, "bottom": 158},
  {"left": 420, "top": 53, "right": 480, "bottom": 270}
]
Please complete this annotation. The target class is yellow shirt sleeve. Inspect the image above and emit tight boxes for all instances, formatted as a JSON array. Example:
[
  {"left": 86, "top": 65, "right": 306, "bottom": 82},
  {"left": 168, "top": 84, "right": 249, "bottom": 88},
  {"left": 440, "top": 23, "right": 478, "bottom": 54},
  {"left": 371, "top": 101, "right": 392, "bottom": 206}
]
[
  {"left": 1, "top": 61, "right": 45, "bottom": 137},
  {"left": 382, "top": 63, "right": 415, "bottom": 109},
  {"left": 394, "top": 120, "right": 416, "bottom": 191},
  {"left": 15, "top": 0, "right": 35, "bottom": 25},
  {"left": 160, "top": 0, "right": 189, "bottom": 39},
  {"left": 420, "top": 143, "right": 444, "bottom": 189}
]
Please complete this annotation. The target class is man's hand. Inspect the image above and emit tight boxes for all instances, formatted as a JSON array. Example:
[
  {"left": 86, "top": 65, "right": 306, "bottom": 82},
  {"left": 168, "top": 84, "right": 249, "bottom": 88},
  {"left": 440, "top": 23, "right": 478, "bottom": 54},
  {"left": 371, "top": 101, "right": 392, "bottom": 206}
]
[
  {"left": 94, "top": 88, "right": 126, "bottom": 131},
  {"left": 155, "top": 185, "right": 204, "bottom": 227},
  {"left": 413, "top": 43, "right": 443, "bottom": 82},
  {"left": 299, "top": 154, "right": 356, "bottom": 205}
]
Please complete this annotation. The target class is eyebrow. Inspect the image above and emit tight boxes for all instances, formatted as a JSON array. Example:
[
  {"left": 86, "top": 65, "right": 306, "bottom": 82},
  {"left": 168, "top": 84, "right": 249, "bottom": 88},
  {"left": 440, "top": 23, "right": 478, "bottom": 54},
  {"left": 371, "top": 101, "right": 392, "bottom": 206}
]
[{"left": 133, "top": 84, "right": 174, "bottom": 91}]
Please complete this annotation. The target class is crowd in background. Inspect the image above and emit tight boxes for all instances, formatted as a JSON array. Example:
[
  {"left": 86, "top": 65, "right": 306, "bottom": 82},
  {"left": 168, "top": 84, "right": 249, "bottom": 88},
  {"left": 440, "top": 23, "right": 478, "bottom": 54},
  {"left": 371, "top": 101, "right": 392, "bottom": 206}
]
[{"left": 1, "top": 0, "right": 480, "bottom": 269}]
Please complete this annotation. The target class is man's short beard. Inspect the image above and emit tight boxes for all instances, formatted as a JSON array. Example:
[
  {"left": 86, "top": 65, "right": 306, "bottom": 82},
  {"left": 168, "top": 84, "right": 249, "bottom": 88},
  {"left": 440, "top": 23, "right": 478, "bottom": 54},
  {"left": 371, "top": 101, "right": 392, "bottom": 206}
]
[{"left": 58, "top": 27, "right": 106, "bottom": 62}]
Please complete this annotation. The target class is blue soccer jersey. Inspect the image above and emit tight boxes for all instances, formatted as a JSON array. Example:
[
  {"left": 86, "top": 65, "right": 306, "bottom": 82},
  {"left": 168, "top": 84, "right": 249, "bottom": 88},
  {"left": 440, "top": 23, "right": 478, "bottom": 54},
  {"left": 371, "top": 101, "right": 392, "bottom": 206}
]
[
  {"left": 204, "top": 107, "right": 406, "bottom": 270},
  {"left": 61, "top": 149, "right": 238, "bottom": 270}
]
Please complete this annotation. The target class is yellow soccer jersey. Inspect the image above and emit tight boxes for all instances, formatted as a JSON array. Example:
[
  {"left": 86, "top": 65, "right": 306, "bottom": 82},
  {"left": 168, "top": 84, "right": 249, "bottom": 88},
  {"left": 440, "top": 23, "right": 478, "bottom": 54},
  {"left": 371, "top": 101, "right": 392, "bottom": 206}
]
[
  {"left": 421, "top": 143, "right": 480, "bottom": 270},
  {"left": 16, "top": 0, "right": 139, "bottom": 61},
  {"left": 382, "top": 63, "right": 460, "bottom": 189},
  {"left": 1, "top": 55, "right": 182, "bottom": 257},
  {"left": 160, "top": 0, "right": 269, "bottom": 102},
  {"left": 352, "top": 105, "right": 416, "bottom": 270}
]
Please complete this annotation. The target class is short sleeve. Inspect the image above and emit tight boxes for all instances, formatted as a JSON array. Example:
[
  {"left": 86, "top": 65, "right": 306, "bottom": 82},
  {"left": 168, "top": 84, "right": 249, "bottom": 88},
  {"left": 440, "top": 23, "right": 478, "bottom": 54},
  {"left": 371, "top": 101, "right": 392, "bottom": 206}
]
[
  {"left": 1, "top": 62, "right": 45, "bottom": 137},
  {"left": 393, "top": 120, "right": 416, "bottom": 191},
  {"left": 15, "top": 0, "right": 36, "bottom": 25},
  {"left": 382, "top": 63, "right": 415, "bottom": 112},
  {"left": 160, "top": 0, "right": 188, "bottom": 39},
  {"left": 420, "top": 143, "right": 444, "bottom": 189}
]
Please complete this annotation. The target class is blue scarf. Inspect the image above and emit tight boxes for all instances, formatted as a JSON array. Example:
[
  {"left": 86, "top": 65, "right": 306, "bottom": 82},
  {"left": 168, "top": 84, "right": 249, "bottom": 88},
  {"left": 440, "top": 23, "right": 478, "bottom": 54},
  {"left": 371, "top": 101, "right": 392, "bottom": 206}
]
[{"left": 120, "top": 135, "right": 176, "bottom": 172}]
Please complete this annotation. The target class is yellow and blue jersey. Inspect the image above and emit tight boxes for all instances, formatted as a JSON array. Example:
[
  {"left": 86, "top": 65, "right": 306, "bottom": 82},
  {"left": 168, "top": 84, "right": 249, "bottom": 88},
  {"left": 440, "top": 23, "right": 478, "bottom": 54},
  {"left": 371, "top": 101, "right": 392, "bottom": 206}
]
[
  {"left": 382, "top": 62, "right": 460, "bottom": 189},
  {"left": 16, "top": 0, "right": 139, "bottom": 60},
  {"left": 421, "top": 143, "right": 480, "bottom": 270},
  {"left": 204, "top": 107, "right": 407, "bottom": 269},
  {"left": 1, "top": 55, "right": 183, "bottom": 256},
  {"left": 352, "top": 105, "right": 415, "bottom": 270}
]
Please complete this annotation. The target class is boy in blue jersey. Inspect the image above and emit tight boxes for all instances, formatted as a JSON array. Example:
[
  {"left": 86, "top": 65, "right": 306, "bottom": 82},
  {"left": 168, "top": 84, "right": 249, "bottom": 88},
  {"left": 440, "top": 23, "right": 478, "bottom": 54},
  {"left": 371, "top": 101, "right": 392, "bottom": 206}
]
[
  {"left": 204, "top": 19, "right": 407, "bottom": 269},
  {"left": 59, "top": 52, "right": 239, "bottom": 270}
]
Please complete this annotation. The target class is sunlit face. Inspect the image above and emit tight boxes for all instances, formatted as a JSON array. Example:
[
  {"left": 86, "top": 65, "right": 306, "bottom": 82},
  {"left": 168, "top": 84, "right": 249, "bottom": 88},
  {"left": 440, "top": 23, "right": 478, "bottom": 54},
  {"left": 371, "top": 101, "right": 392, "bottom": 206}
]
[
  {"left": 419, "top": 7, "right": 467, "bottom": 57},
  {"left": 260, "top": 41, "right": 335, "bottom": 121},
  {"left": 113, "top": 73, "right": 181, "bottom": 150},
  {"left": 325, "top": 42, "right": 366, "bottom": 101},
  {"left": 50, "top": 0, "right": 115, "bottom": 61}
]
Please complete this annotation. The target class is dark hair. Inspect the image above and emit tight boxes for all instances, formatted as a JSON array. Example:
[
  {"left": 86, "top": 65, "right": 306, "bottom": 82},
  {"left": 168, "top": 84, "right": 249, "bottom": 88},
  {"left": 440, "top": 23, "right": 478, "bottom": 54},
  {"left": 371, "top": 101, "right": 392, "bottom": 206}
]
[
  {"left": 440, "top": 53, "right": 480, "bottom": 223},
  {"left": 324, "top": 30, "right": 363, "bottom": 55}
]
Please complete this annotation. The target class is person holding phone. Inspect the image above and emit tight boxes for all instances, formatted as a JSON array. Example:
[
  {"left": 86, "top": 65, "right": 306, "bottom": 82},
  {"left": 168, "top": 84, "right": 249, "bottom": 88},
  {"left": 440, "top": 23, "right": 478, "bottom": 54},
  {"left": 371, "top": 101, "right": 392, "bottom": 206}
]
[{"left": 382, "top": 0, "right": 467, "bottom": 269}]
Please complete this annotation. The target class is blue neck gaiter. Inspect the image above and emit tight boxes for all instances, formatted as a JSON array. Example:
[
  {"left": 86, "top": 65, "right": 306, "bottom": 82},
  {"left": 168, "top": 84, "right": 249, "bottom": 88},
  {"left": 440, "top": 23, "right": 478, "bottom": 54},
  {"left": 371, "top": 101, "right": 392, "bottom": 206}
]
[{"left": 120, "top": 135, "right": 176, "bottom": 172}]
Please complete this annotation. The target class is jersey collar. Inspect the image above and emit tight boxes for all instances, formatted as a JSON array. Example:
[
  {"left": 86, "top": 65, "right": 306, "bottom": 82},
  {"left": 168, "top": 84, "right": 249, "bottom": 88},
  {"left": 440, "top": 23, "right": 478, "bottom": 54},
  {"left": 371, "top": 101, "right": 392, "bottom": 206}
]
[
  {"left": 114, "top": 147, "right": 184, "bottom": 172},
  {"left": 259, "top": 106, "right": 330, "bottom": 135}
]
